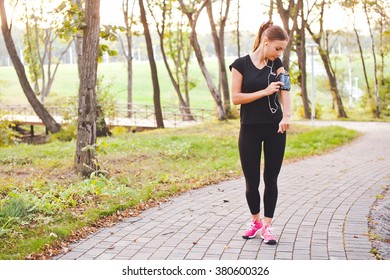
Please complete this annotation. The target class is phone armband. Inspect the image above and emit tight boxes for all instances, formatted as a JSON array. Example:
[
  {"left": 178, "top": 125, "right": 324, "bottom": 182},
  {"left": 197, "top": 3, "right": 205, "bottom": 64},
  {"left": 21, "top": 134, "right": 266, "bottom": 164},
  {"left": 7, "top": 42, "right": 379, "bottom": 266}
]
[{"left": 276, "top": 73, "right": 291, "bottom": 91}]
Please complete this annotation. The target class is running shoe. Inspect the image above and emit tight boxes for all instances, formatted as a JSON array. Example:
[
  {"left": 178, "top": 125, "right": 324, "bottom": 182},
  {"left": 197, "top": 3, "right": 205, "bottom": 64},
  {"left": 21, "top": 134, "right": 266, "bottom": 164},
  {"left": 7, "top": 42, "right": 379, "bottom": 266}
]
[
  {"left": 242, "top": 220, "right": 263, "bottom": 239},
  {"left": 260, "top": 225, "right": 278, "bottom": 245}
]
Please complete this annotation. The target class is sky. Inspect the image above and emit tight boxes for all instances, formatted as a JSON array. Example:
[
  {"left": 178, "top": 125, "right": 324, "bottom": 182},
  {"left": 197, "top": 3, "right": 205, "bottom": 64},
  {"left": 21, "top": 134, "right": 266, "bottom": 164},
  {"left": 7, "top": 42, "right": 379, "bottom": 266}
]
[
  {"left": 4, "top": 0, "right": 370, "bottom": 35},
  {"left": 100, "top": 0, "right": 370, "bottom": 35}
]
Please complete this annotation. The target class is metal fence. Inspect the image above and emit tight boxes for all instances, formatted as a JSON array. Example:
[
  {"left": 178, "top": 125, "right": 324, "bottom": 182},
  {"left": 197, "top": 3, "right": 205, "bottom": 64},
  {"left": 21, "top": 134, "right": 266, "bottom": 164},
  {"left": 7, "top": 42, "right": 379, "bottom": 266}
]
[{"left": 0, "top": 103, "right": 215, "bottom": 128}]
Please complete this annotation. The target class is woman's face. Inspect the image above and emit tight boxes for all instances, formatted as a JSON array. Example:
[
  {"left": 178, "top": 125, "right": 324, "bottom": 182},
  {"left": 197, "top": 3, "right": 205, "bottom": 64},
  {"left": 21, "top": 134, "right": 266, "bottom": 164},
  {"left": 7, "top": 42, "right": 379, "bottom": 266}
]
[{"left": 264, "top": 40, "right": 288, "bottom": 61}]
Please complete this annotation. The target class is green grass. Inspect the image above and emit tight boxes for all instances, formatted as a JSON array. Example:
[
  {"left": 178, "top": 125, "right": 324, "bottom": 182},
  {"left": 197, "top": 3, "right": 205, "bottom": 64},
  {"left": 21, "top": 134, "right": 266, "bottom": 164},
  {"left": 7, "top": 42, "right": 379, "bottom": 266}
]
[
  {"left": 0, "top": 59, "right": 219, "bottom": 110},
  {"left": 0, "top": 120, "right": 359, "bottom": 259}
]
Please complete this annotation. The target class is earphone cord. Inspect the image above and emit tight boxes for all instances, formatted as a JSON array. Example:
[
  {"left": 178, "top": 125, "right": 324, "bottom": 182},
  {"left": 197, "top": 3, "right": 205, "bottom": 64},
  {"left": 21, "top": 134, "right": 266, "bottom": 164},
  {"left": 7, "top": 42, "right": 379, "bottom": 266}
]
[{"left": 265, "top": 60, "right": 279, "bottom": 114}]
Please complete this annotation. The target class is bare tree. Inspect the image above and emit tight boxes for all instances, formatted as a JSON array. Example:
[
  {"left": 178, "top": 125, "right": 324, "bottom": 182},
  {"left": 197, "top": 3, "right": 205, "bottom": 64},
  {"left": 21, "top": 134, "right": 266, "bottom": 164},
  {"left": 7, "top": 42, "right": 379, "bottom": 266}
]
[
  {"left": 139, "top": 0, "right": 164, "bottom": 128},
  {"left": 363, "top": 0, "right": 380, "bottom": 118},
  {"left": 59, "top": 0, "right": 111, "bottom": 137},
  {"left": 75, "top": 0, "right": 100, "bottom": 176},
  {"left": 275, "top": 0, "right": 300, "bottom": 71},
  {"left": 178, "top": 0, "right": 226, "bottom": 120},
  {"left": 305, "top": 0, "right": 348, "bottom": 118},
  {"left": 295, "top": 0, "right": 310, "bottom": 118},
  {"left": 235, "top": 0, "right": 241, "bottom": 57},
  {"left": 0, "top": 0, "right": 61, "bottom": 133},
  {"left": 269, "top": 0, "right": 274, "bottom": 20},
  {"left": 275, "top": 0, "right": 310, "bottom": 118},
  {"left": 21, "top": 0, "right": 73, "bottom": 103},
  {"left": 147, "top": 0, "right": 194, "bottom": 121},
  {"left": 120, "top": 0, "right": 137, "bottom": 117},
  {"left": 339, "top": 0, "right": 371, "bottom": 97},
  {"left": 206, "top": 0, "right": 232, "bottom": 117}
]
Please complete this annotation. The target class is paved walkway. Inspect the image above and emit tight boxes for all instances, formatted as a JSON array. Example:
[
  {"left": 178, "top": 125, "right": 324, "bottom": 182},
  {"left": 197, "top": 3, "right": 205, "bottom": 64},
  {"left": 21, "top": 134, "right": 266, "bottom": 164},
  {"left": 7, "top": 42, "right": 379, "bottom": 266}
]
[{"left": 55, "top": 121, "right": 390, "bottom": 260}]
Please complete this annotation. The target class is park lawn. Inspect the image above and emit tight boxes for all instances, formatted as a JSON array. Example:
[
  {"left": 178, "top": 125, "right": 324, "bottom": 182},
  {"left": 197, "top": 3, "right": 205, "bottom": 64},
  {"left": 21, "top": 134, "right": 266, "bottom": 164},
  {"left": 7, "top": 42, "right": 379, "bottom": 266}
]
[
  {"left": 0, "top": 59, "right": 219, "bottom": 110},
  {"left": 0, "top": 120, "right": 359, "bottom": 259}
]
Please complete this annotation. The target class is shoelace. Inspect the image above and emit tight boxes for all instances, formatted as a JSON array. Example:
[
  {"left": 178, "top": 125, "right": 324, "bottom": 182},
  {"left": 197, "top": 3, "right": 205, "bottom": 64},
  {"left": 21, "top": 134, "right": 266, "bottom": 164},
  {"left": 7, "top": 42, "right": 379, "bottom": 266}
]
[
  {"left": 247, "top": 222, "right": 256, "bottom": 230},
  {"left": 265, "top": 227, "right": 276, "bottom": 237}
]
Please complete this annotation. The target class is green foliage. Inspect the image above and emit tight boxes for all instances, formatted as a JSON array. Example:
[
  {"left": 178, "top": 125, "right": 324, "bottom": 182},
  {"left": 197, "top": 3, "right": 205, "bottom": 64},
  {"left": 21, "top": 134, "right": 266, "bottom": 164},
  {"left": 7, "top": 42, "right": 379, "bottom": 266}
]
[
  {"left": 379, "top": 77, "right": 390, "bottom": 116},
  {"left": 0, "top": 155, "right": 32, "bottom": 166},
  {"left": 22, "top": 31, "right": 42, "bottom": 89},
  {"left": 0, "top": 196, "right": 34, "bottom": 237},
  {"left": 0, "top": 121, "right": 19, "bottom": 147},
  {"left": 55, "top": 0, "right": 85, "bottom": 41},
  {"left": 297, "top": 103, "right": 322, "bottom": 119},
  {"left": 51, "top": 123, "right": 77, "bottom": 142},
  {"left": 111, "top": 126, "right": 128, "bottom": 135},
  {"left": 0, "top": 174, "right": 137, "bottom": 240},
  {"left": 96, "top": 75, "right": 118, "bottom": 120},
  {"left": 97, "top": 24, "right": 124, "bottom": 60},
  {"left": 56, "top": 1, "right": 122, "bottom": 61}
]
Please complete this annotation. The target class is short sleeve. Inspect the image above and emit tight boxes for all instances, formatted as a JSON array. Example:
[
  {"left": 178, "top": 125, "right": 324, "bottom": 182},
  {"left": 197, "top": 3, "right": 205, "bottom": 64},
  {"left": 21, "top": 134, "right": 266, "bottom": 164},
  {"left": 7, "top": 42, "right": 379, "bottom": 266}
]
[
  {"left": 229, "top": 56, "right": 245, "bottom": 75},
  {"left": 274, "top": 57, "right": 284, "bottom": 72}
]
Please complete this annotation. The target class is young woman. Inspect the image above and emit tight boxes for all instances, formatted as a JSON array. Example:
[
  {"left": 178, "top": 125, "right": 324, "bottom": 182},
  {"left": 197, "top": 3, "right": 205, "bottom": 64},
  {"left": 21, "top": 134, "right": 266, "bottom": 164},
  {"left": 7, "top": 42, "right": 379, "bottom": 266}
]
[{"left": 229, "top": 20, "right": 291, "bottom": 245}]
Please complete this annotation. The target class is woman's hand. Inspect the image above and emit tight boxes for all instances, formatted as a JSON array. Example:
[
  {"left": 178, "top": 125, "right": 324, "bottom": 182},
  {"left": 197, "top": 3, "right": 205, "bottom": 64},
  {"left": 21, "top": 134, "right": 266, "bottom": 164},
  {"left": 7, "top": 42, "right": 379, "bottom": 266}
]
[
  {"left": 277, "top": 115, "right": 290, "bottom": 133},
  {"left": 265, "top": 81, "right": 284, "bottom": 96}
]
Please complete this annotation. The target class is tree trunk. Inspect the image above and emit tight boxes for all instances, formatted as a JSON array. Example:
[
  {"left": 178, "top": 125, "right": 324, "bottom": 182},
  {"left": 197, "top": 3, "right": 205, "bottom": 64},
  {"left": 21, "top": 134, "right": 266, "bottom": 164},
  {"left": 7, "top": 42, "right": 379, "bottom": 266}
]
[
  {"left": 96, "top": 105, "right": 112, "bottom": 137},
  {"left": 73, "top": 0, "right": 83, "bottom": 78},
  {"left": 178, "top": 0, "right": 226, "bottom": 120},
  {"left": 147, "top": 0, "right": 194, "bottom": 121},
  {"left": 269, "top": 0, "right": 274, "bottom": 20},
  {"left": 353, "top": 27, "right": 371, "bottom": 96},
  {"left": 159, "top": 35, "right": 194, "bottom": 121},
  {"left": 318, "top": 46, "right": 347, "bottom": 118},
  {"left": 378, "top": 17, "right": 385, "bottom": 86},
  {"left": 236, "top": 0, "right": 240, "bottom": 57},
  {"left": 23, "top": 5, "right": 41, "bottom": 96},
  {"left": 139, "top": 0, "right": 164, "bottom": 128},
  {"left": 206, "top": 0, "right": 231, "bottom": 117},
  {"left": 0, "top": 0, "right": 61, "bottom": 133},
  {"left": 276, "top": 0, "right": 299, "bottom": 71},
  {"left": 364, "top": 2, "right": 380, "bottom": 118},
  {"left": 126, "top": 36, "right": 133, "bottom": 117},
  {"left": 296, "top": 5, "right": 310, "bottom": 119},
  {"left": 306, "top": 1, "right": 347, "bottom": 118},
  {"left": 75, "top": 0, "right": 100, "bottom": 176},
  {"left": 122, "top": 0, "right": 135, "bottom": 118}
]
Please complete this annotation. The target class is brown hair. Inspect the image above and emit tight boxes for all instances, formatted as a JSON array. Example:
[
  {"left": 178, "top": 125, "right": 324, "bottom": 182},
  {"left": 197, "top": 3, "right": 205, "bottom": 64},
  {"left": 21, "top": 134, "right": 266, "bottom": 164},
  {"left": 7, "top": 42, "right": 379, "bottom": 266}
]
[{"left": 252, "top": 20, "right": 289, "bottom": 52}]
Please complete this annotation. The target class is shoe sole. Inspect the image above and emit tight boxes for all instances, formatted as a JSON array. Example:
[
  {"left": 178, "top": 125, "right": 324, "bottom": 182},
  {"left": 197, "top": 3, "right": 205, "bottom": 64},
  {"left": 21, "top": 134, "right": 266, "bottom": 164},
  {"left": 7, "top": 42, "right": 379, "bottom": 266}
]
[
  {"left": 260, "top": 234, "right": 277, "bottom": 245},
  {"left": 263, "top": 239, "right": 277, "bottom": 245},
  {"left": 242, "top": 229, "right": 261, "bottom": 239}
]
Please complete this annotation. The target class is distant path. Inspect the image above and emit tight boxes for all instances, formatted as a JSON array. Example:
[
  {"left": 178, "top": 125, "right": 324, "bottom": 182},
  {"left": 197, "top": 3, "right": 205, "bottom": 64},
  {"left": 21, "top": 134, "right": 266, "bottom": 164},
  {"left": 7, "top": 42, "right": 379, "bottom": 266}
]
[{"left": 55, "top": 121, "right": 390, "bottom": 260}]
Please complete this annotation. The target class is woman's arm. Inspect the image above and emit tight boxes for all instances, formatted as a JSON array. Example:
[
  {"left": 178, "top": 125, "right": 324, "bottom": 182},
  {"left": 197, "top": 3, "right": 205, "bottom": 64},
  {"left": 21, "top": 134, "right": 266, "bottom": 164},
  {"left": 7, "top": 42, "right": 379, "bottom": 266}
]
[
  {"left": 276, "top": 66, "right": 291, "bottom": 133},
  {"left": 231, "top": 68, "right": 282, "bottom": 105}
]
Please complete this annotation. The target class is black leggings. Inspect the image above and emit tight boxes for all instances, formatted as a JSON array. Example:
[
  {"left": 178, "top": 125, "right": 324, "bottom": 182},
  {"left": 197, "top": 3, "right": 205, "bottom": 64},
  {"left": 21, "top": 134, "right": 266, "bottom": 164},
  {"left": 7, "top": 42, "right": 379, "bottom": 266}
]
[{"left": 238, "top": 123, "right": 286, "bottom": 218}]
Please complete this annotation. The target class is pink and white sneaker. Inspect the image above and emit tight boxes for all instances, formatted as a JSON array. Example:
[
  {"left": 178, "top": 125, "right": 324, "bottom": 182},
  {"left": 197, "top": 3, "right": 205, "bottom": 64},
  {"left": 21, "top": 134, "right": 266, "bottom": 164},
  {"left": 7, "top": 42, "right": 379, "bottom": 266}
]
[
  {"left": 260, "top": 225, "right": 278, "bottom": 245},
  {"left": 242, "top": 220, "right": 263, "bottom": 239}
]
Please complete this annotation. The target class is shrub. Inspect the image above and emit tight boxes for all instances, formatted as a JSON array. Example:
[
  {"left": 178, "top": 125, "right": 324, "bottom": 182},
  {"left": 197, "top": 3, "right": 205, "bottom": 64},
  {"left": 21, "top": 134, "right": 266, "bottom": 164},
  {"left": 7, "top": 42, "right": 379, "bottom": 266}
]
[
  {"left": 0, "top": 120, "right": 19, "bottom": 147},
  {"left": 51, "top": 124, "right": 77, "bottom": 142}
]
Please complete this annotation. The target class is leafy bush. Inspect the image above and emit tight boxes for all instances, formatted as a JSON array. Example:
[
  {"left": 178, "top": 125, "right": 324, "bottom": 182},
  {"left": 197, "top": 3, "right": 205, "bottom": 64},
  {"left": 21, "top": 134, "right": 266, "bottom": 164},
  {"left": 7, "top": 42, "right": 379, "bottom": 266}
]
[
  {"left": 51, "top": 124, "right": 77, "bottom": 142},
  {"left": 379, "top": 77, "right": 390, "bottom": 116},
  {"left": 297, "top": 102, "right": 322, "bottom": 119},
  {"left": 111, "top": 126, "right": 128, "bottom": 135},
  {"left": 0, "top": 120, "right": 19, "bottom": 147}
]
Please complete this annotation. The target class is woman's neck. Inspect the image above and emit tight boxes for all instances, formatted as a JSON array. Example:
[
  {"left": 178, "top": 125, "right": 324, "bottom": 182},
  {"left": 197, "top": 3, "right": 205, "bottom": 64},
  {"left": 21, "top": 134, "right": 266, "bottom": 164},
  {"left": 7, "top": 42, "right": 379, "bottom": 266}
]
[{"left": 251, "top": 47, "right": 268, "bottom": 68}]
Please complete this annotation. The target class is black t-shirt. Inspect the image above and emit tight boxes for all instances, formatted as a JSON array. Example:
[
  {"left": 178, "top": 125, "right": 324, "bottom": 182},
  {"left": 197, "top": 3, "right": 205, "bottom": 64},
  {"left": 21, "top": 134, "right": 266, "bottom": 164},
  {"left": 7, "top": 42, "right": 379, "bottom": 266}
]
[{"left": 229, "top": 55, "right": 284, "bottom": 124}]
